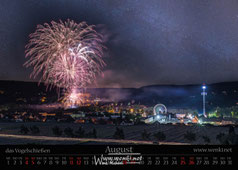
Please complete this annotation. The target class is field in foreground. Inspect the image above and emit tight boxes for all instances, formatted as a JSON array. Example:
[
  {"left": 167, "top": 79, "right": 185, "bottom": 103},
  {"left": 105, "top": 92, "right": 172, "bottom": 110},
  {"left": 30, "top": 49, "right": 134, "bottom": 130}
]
[{"left": 0, "top": 122, "right": 237, "bottom": 144}]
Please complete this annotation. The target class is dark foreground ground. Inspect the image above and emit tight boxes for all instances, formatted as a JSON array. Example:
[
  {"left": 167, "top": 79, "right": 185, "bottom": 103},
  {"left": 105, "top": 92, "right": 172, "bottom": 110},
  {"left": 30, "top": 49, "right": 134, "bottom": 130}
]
[{"left": 0, "top": 122, "right": 237, "bottom": 144}]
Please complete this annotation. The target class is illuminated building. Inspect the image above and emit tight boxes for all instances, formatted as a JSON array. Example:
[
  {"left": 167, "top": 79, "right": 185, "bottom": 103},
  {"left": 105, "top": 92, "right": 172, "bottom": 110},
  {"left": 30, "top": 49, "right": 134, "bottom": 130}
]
[
  {"left": 39, "top": 112, "right": 56, "bottom": 116},
  {"left": 41, "top": 96, "right": 46, "bottom": 103}
]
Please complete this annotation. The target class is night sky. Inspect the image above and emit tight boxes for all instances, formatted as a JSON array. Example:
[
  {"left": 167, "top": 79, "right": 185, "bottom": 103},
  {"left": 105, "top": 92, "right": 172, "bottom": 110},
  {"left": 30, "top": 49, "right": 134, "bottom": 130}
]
[{"left": 1, "top": 0, "right": 238, "bottom": 88}]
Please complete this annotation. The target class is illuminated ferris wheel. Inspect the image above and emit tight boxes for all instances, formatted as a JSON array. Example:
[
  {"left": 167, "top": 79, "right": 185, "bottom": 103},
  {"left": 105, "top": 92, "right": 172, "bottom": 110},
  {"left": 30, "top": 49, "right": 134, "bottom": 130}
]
[{"left": 153, "top": 104, "right": 167, "bottom": 115}]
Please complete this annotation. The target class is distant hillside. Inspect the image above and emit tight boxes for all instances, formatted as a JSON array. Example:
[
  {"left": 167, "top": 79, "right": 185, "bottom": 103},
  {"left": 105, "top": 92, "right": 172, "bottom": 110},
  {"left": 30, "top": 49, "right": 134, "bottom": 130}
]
[
  {"left": 1, "top": 80, "right": 238, "bottom": 111},
  {"left": 0, "top": 80, "right": 58, "bottom": 104}
]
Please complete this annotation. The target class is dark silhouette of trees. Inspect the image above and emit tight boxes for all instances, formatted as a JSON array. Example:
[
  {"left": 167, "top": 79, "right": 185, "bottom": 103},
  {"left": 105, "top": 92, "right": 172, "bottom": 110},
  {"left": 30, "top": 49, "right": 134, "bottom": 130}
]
[
  {"left": 154, "top": 131, "right": 166, "bottom": 141},
  {"left": 52, "top": 126, "right": 62, "bottom": 136},
  {"left": 75, "top": 126, "right": 85, "bottom": 138},
  {"left": 202, "top": 135, "right": 210, "bottom": 144},
  {"left": 216, "top": 126, "right": 238, "bottom": 144},
  {"left": 64, "top": 127, "right": 74, "bottom": 137},
  {"left": 141, "top": 129, "right": 151, "bottom": 140},
  {"left": 113, "top": 127, "right": 124, "bottom": 139},
  {"left": 19, "top": 125, "right": 29, "bottom": 134},
  {"left": 216, "top": 132, "right": 225, "bottom": 143},
  {"left": 184, "top": 131, "right": 196, "bottom": 142},
  {"left": 93, "top": 128, "right": 97, "bottom": 138},
  {"left": 30, "top": 125, "right": 40, "bottom": 134}
]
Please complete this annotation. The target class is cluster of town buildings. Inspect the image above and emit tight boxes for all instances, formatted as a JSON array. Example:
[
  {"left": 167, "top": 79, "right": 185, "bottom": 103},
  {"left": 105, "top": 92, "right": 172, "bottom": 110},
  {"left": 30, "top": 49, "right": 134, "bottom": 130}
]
[
  {"left": 0, "top": 101, "right": 236, "bottom": 126},
  {"left": 0, "top": 90, "right": 237, "bottom": 126}
]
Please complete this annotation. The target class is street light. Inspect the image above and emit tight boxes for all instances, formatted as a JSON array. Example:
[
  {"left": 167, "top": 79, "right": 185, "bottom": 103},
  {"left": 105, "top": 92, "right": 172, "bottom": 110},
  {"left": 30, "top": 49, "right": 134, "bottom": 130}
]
[{"left": 201, "top": 84, "right": 207, "bottom": 117}]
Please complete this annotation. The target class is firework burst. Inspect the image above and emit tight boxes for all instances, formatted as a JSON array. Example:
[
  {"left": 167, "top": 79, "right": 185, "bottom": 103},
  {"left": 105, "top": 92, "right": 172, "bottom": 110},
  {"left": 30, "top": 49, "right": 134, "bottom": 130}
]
[
  {"left": 60, "top": 88, "right": 84, "bottom": 108},
  {"left": 24, "top": 19, "right": 105, "bottom": 107}
]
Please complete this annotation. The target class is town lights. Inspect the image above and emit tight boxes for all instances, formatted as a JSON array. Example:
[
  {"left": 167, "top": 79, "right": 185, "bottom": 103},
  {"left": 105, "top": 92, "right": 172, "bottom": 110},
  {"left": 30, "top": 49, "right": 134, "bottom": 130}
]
[
  {"left": 156, "top": 115, "right": 160, "bottom": 119},
  {"left": 187, "top": 114, "right": 193, "bottom": 120}
]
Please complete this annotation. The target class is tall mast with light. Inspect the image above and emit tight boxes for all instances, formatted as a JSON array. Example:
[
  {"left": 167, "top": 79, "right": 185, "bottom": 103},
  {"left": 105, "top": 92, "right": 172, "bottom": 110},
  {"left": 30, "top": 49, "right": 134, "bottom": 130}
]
[{"left": 201, "top": 84, "right": 207, "bottom": 117}]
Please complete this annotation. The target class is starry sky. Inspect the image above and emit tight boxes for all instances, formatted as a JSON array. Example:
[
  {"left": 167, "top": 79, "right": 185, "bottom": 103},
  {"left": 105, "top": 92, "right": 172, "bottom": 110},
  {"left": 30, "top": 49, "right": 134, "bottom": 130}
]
[{"left": 1, "top": 0, "right": 238, "bottom": 88}]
